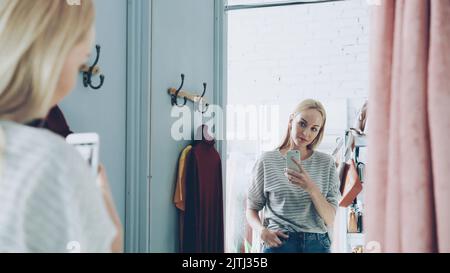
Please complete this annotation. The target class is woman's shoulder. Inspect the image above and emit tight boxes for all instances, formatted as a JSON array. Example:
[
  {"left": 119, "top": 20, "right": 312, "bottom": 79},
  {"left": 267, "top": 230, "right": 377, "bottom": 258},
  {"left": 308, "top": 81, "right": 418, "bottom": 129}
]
[
  {"left": 2, "top": 121, "right": 70, "bottom": 152},
  {"left": 1, "top": 121, "right": 89, "bottom": 175},
  {"left": 259, "top": 150, "right": 282, "bottom": 162}
]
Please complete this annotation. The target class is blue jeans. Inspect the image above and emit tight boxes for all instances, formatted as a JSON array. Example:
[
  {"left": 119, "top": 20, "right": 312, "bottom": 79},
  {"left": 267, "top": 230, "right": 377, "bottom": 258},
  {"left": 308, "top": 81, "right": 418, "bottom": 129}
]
[{"left": 262, "top": 232, "right": 331, "bottom": 253}]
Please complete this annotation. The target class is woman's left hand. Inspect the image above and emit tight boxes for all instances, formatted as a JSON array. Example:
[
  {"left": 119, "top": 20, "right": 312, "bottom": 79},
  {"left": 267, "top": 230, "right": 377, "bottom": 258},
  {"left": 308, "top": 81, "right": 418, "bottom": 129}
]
[{"left": 284, "top": 157, "right": 318, "bottom": 194}]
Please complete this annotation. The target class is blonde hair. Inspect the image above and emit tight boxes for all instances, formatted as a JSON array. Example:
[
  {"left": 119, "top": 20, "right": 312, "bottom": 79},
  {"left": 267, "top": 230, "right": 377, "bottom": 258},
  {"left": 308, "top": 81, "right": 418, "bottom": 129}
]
[
  {"left": 277, "top": 99, "right": 327, "bottom": 151},
  {"left": 0, "top": 0, "right": 95, "bottom": 123},
  {"left": 0, "top": 0, "right": 94, "bottom": 179}
]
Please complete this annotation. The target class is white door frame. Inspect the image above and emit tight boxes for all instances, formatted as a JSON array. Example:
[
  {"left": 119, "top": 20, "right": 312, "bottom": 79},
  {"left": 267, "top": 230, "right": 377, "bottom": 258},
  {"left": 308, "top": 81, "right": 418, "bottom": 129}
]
[
  {"left": 125, "top": 0, "right": 152, "bottom": 253},
  {"left": 125, "top": 0, "right": 229, "bottom": 253},
  {"left": 214, "top": 0, "right": 228, "bottom": 251}
]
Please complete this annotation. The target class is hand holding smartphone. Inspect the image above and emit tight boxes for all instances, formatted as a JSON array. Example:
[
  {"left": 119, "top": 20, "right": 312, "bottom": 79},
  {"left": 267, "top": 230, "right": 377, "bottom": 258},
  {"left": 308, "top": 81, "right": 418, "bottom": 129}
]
[
  {"left": 66, "top": 133, "right": 100, "bottom": 176},
  {"left": 286, "top": 150, "right": 301, "bottom": 173}
]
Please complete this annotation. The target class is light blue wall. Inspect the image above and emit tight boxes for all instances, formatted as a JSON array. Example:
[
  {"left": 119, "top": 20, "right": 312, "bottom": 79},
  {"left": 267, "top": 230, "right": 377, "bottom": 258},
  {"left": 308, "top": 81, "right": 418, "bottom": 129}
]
[
  {"left": 149, "top": 0, "right": 216, "bottom": 252},
  {"left": 60, "top": 0, "right": 127, "bottom": 225}
]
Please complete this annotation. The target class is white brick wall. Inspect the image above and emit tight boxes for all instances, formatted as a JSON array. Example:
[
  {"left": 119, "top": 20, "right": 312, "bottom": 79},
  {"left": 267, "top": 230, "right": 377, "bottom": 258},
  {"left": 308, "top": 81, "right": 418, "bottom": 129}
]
[{"left": 227, "top": 0, "right": 370, "bottom": 153}]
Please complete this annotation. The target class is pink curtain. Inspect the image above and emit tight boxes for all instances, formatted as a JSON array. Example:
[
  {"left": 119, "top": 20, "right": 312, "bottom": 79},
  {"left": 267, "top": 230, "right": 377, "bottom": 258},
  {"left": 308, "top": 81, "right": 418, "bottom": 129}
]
[{"left": 366, "top": 0, "right": 450, "bottom": 253}]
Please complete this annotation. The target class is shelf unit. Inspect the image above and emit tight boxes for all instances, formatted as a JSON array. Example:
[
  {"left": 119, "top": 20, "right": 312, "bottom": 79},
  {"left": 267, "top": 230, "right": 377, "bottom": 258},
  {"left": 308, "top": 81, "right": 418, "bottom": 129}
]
[{"left": 337, "top": 130, "right": 367, "bottom": 253}]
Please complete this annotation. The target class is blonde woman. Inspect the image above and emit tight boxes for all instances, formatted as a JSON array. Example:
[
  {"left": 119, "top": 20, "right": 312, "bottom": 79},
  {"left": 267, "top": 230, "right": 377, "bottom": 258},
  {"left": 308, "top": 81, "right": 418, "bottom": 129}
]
[
  {"left": 246, "top": 99, "right": 341, "bottom": 253},
  {"left": 0, "top": 0, "right": 122, "bottom": 252}
]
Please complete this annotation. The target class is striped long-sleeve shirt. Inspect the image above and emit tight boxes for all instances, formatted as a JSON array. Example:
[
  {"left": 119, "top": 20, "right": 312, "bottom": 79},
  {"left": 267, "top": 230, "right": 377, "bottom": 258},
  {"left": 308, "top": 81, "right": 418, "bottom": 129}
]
[{"left": 247, "top": 150, "right": 341, "bottom": 234}]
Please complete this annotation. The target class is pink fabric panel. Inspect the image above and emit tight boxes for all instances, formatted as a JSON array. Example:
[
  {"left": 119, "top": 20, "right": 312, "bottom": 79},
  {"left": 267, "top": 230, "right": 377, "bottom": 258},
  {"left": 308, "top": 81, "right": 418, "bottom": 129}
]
[
  {"left": 366, "top": 0, "right": 394, "bottom": 252},
  {"left": 367, "top": 0, "right": 449, "bottom": 253},
  {"left": 429, "top": 0, "right": 450, "bottom": 253}
]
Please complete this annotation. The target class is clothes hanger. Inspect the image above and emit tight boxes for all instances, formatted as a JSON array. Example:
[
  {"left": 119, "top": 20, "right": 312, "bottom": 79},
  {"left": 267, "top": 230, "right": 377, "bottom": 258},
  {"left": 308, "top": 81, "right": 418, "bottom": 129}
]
[{"left": 195, "top": 124, "right": 214, "bottom": 141}]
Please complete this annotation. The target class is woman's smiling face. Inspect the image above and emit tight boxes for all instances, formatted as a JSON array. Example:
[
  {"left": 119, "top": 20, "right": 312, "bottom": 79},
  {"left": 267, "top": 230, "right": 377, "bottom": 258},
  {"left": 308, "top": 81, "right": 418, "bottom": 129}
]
[{"left": 289, "top": 109, "right": 323, "bottom": 149}]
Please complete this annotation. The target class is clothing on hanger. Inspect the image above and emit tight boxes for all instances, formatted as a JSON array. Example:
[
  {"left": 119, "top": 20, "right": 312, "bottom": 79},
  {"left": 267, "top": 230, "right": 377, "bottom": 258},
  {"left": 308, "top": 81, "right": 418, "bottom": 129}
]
[
  {"left": 183, "top": 125, "right": 224, "bottom": 253},
  {"left": 27, "top": 105, "right": 73, "bottom": 138},
  {"left": 173, "top": 145, "right": 192, "bottom": 252}
]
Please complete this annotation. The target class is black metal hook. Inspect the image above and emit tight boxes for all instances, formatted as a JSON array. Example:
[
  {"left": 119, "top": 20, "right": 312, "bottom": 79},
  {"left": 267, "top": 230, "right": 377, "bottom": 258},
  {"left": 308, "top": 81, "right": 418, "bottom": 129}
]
[
  {"left": 83, "top": 45, "right": 105, "bottom": 90},
  {"left": 200, "top": 83, "right": 207, "bottom": 99},
  {"left": 171, "top": 74, "right": 187, "bottom": 107},
  {"left": 198, "top": 82, "right": 209, "bottom": 114}
]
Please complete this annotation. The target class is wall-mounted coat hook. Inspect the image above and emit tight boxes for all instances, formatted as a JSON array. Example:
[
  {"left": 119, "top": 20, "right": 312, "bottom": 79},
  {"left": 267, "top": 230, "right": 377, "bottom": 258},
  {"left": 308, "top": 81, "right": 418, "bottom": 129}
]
[
  {"left": 82, "top": 45, "right": 105, "bottom": 90},
  {"left": 80, "top": 64, "right": 100, "bottom": 75},
  {"left": 171, "top": 74, "right": 187, "bottom": 107},
  {"left": 168, "top": 75, "right": 209, "bottom": 112},
  {"left": 198, "top": 83, "right": 209, "bottom": 114}
]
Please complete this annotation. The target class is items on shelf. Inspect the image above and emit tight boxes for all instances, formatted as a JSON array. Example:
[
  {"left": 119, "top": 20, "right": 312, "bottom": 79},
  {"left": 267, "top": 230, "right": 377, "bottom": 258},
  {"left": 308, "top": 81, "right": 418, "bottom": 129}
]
[
  {"left": 350, "top": 100, "right": 368, "bottom": 136},
  {"left": 339, "top": 158, "right": 363, "bottom": 207},
  {"left": 357, "top": 162, "right": 366, "bottom": 182},
  {"left": 335, "top": 100, "right": 369, "bottom": 253},
  {"left": 357, "top": 210, "right": 363, "bottom": 233},
  {"left": 348, "top": 203, "right": 364, "bottom": 234},
  {"left": 348, "top": 207, "right": 358, "bottom": 233},
  {"left": 352, "top": 245, "right": 364, "bottom": 253}
]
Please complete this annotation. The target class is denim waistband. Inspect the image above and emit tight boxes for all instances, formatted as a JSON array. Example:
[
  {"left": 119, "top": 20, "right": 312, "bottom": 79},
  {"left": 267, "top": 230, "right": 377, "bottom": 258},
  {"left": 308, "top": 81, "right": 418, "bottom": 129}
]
[{"left": 283, "top": 231, "right": 328, "bottom": 240}]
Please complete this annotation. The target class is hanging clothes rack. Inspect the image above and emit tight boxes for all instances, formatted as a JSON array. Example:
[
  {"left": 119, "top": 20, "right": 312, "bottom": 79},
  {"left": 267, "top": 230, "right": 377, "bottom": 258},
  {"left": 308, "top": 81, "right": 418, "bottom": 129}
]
[{"left": 168, "top": 74, "right": 209, "bottom": 113}]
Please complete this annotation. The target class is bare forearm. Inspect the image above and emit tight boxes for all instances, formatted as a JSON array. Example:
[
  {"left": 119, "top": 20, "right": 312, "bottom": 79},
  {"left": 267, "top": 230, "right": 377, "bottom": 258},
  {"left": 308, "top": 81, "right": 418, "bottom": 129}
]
[
  {"left": 97, "top": 166, "right": 123, "bottom": 253},
  {"left": 246, "top": 209, "right": 265, "bottom": 233},
  {"left": 109, "top": 209, "right": 123, "bottom": 253},
  {"left": 308, "top": 187, "right": 336, "bottom": 228},
  {"left": 103, "top": 191, "right": 124, "bottom": 253},
  {"left": 111, "top": 225, "right": 123, "bottom": 253}
]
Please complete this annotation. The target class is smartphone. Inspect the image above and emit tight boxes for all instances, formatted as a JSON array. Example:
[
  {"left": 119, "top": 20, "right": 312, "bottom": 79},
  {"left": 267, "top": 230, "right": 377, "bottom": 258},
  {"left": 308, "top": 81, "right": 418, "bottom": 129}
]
[
  {"left": 66, "top": 133, "right": 99, "bottom": 176},
  {"left": 286, "top": 150, "right": 301, "bottom": 172}
]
